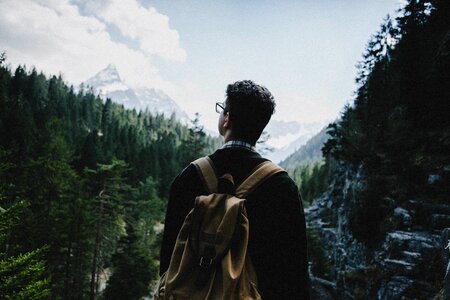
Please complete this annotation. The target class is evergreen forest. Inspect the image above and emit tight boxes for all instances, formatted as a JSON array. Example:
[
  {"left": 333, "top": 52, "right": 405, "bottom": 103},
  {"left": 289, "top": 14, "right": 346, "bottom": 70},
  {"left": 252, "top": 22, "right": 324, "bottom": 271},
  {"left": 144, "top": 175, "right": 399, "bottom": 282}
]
[
  {"left": 289, "top": 0, "right": 449, "bottom": 238},
  {"left": 321, "top": 0, "right": 449, "bottom": 246},
  {"left": 1, "top": 0, "right": 449, "bottom": 298},
  {"left": 285, "top": 1, "right": 449, "bottom": 297},
  {"left": 0, "top": 54, "right": 220, "bottom": 299}
]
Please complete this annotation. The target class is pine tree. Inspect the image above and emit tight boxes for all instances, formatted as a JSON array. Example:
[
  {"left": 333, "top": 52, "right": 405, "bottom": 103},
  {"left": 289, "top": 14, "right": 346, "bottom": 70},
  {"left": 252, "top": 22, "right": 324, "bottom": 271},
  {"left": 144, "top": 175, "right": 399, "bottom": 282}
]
[
  {"left": 0, "top": 149, "right": 50, "bottom": 299},
  {"left": 322, "top": 0, "right": 450, "bottom": 246},
  {"left": 0, "top": 55, "right": 219, "bottom": 298},
  {"left": 85, "top": 159, "right": 131, "bottom": 300},
  {"left": 103, "top": 223, "right": 157, "bottom": 300},
  {"left": 179, "top": 112, "right": 207, "bottom": 165}
]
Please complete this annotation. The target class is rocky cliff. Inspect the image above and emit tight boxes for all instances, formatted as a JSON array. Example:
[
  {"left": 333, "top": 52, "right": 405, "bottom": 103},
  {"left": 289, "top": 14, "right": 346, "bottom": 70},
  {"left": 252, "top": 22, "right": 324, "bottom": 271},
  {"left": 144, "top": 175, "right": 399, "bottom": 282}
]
[{"left": 307, "top": 163, "right": 449, "bottom": 299}]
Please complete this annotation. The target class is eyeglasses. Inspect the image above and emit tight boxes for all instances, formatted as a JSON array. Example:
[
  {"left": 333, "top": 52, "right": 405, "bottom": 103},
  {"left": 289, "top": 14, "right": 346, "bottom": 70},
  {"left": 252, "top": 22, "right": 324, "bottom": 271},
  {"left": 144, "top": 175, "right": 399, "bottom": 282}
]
[{"left": 215, "top": 102, "right": 226, "bottom": 114}]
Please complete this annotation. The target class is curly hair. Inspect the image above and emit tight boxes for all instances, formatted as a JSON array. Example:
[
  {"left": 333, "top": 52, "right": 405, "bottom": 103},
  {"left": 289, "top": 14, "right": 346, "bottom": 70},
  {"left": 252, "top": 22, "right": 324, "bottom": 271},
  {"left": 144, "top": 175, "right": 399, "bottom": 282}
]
[{"left": 225, "top": 80, "right": 276, "bottom": 145}]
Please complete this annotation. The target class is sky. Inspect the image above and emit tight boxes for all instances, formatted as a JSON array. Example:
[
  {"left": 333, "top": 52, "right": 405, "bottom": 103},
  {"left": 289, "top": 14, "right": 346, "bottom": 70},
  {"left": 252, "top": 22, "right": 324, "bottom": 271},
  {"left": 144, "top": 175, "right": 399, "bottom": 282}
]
[{"left": 0, "top": 0, "right": 403, "bottom": 133}]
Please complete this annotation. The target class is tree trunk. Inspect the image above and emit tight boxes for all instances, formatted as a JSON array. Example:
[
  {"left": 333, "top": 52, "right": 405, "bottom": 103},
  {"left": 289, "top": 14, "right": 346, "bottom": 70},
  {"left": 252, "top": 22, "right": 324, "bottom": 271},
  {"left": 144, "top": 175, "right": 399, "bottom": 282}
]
[{"left": 90, "top": 194, "right": 104, "bottom": 300}]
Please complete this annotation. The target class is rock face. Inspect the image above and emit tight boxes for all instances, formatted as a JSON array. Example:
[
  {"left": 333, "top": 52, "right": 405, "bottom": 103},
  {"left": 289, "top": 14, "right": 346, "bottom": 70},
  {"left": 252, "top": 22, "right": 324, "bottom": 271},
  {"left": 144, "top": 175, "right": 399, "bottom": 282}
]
[{"left": 306, "top": 163, "right": 449, "bottom": 299}]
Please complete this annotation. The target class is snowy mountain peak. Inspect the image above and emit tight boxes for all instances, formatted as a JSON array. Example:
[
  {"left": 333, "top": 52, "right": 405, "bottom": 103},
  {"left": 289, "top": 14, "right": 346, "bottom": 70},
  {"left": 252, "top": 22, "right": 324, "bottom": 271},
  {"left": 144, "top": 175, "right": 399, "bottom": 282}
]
[
  {"left": 85, "top": 64, "right": 122, "bottom": 88},
  {"left": 82, "top": 65, "right": 189, "bottom": 124}
]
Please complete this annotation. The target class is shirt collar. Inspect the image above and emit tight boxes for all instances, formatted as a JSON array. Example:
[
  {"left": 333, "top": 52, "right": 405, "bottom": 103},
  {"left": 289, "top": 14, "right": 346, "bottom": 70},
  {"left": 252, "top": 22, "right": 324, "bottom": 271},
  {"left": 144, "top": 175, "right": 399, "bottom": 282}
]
[{"left": 221, "top": 140, "right": 256, "bottom": 152}]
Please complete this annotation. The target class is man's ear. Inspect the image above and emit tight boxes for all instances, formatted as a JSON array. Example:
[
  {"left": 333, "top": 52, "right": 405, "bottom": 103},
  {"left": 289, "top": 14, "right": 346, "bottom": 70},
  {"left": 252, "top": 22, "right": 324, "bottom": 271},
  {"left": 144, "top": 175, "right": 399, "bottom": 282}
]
[{"left": 223, "top": 113, "right": 232, "bottom": 129}]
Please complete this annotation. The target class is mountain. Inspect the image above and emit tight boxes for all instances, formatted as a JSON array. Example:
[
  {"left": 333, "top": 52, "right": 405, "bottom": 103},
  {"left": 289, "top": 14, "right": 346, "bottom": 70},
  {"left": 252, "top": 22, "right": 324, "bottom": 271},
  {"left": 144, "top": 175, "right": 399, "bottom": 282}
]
[
  {"left": 83, "top": 64, "right": 189, "bottom": 122},
  {"left": 83, "top": 65, "right": 325, "bottom": 162},
  {"left": 279, "top": 126, "right": 330, "bottom": 170},
  {"left": 263, "top": 120, "right": 326, "bottom": 163}
]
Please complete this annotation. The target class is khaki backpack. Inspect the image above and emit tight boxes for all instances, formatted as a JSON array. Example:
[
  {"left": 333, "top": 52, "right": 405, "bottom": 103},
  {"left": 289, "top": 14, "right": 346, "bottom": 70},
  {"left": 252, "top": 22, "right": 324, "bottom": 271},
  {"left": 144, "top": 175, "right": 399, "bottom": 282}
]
[{"left": 154, "top": 157, "right": 284, "bottom": 300}]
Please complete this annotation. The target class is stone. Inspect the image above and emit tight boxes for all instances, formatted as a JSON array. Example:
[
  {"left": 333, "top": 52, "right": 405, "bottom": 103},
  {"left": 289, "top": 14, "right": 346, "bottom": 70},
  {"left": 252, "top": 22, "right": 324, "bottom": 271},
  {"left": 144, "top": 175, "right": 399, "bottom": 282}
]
[
  {"left": 431, "top": 214, "right": 450, "bottom": 230},
  {"left": 305, "top": 162, "right": 449, "bottom": 299},
  {"left": 444, "top": 261, "right": 450, "bottom": 300},
  {"left": 385, "top": 231, "right": 440, "bottom": 254},
  {"left": 428, "top": 174, "right": 440, "bottom": 184},
  {"left": 401, "top": 251, "right": 422, "bottom": 263},
  {"left": 394, "top": 207, "right": 412, "bottom": 227},
  {"left": 383, "top": 258, "right": 415, "bottom": 275},
  {"left": 378, "top": 276, "right": 413, "bottom": 300}
]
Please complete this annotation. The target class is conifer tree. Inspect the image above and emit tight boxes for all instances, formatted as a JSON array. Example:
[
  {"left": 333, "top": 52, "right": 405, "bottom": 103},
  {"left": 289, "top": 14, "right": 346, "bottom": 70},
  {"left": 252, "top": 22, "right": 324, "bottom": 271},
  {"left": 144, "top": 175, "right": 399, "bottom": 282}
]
[
  {"left": 0, "top": 149, "right": 50, "bottom": 299},
  {"left": 85, "top": 159, "right": 131, "bottom": 300},
  {"left": 180, "top": 112, "right": 207, "bottom": 165},
  {"left": 0, "top": 55, "right": 220, "bottom": 298},
  {"left": 103, "top": 223, "right": 157, "bottom": 300},
  {"left": 322, "top": 0, "right": 450, "bottom": 246}
]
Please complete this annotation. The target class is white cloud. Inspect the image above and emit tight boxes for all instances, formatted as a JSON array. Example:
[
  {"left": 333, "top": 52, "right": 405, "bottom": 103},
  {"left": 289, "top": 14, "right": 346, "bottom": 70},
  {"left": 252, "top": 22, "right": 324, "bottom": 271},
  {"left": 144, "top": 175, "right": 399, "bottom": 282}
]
[
  {"left": 78, "top": 0, "right": 186, "bottom": 61},
  {"left": 0, "top": 0, "right": 185, "bottom": 90}
]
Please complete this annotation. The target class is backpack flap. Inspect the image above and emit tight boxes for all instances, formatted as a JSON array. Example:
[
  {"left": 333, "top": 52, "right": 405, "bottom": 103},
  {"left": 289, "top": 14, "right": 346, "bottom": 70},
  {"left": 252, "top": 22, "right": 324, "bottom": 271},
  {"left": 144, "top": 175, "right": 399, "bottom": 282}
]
[
  {"left": 161, "top": 193, "right": 249, "bottom": 299},
  {"left": 191, "top": 194, "right": 246, "bottom": 289}
]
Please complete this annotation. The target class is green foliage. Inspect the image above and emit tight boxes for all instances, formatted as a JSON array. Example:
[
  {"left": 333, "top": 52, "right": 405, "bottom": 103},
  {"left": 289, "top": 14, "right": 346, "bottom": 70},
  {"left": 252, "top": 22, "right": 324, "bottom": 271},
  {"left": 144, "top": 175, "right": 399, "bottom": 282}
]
[
  {"left": 179, "top": 112, "right": 207, "bottom": 165},
  {"left": 322, "top": 0, "right": 450, "bottom": 246},
  {"left": 341, "top": 266, "right": 383, "bottom": 299},
  {"left": 129, "top": 176, "right": 165, "bottom": 258},
  {"left": 0, "top": 57, "right": 219, "bottom": 298},
  {"left": 0, "top": 247, "right": 50, "bottom": 300},
  {"left": 307, "top": 228, "right": 333, "bottom": 280},
  {"left": 347, "top": 176, "right": 392, "bottom": 248},
  {"left": 103, "top": 224, "right": 157, "bottom": 300},
  {"left": 290, "top": 160, "right": 330, "bottom": 205},
  {"left": 0, "top": 149, "right": 49, "bottom": 299},
  {"left": 85, "top": 159, "right": 131, "bottom": 298}
]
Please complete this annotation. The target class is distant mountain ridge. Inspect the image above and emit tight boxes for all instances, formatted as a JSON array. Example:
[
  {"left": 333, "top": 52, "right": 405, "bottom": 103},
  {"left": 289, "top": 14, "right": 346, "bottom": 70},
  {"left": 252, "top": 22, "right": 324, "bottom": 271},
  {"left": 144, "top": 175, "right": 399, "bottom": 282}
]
[
  {"left": 83, "top": 64, "right": 189, "bottom": 123},
  {"left": 264, "top": 120, "right": 325, "bottom": 163},
  {"left": 83, "top": 65, "right": 327, "bottom": 163},
  {"left": 279, "top": 126, "right": 330, "bottom": 170}
]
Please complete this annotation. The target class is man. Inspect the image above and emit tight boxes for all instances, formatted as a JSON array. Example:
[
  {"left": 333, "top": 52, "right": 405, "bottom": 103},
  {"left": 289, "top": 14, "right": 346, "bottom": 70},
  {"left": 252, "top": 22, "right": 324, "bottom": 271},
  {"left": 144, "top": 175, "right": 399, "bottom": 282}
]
[{"left": 160, "top": 80, "right": 310, "bottom": 299}]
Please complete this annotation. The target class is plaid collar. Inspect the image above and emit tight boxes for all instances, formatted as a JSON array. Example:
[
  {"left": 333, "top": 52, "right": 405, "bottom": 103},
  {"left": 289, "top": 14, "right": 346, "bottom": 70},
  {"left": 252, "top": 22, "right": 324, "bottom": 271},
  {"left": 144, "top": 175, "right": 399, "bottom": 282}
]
[{"left": 221, "top": 140, "right": 256, "bottom": 152}]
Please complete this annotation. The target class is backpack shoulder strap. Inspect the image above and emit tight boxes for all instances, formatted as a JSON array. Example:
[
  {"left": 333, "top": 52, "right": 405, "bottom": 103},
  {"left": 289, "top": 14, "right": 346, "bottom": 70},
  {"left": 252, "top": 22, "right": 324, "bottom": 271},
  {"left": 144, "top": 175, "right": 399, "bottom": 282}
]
[
  {"left": 236, "top": 161, "right": 285, "bottom": 198},
  {"left": 192, "top": 156, "right": 218, "bottom": 193}
]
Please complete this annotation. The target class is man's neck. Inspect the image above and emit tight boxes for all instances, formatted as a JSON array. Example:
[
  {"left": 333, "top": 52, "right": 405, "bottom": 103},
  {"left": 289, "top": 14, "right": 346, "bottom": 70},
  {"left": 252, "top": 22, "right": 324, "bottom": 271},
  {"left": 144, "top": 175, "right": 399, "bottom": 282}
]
[
  {"left": 223, "top": 133, "right": 255, "bottom": 146},
  {"left": 221, "top": 140, "right": 256, "bottom": 152},
  {"left": 223, "top": 131, "right": 234, "bottom": 144}
]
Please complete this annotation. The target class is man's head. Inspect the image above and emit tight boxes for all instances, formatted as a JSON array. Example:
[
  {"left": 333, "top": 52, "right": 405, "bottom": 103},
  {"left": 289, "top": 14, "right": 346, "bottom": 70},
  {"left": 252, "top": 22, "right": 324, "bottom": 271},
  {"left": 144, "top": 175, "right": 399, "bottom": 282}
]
[{"left": 219, "top": 80, "right": 275, "bottom": 145}]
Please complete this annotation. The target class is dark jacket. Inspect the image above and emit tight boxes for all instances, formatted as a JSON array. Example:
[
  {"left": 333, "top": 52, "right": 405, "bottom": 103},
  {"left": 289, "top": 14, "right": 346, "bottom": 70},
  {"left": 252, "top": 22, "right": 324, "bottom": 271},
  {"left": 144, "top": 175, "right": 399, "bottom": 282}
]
[{"left": 160, "top": 147, "right": 311, "bottom": 299}]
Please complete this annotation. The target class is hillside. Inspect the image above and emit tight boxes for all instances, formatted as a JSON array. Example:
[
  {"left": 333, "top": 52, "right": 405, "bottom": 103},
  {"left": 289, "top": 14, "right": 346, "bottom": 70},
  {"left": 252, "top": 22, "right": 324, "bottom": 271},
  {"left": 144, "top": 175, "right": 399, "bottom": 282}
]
[
  {"left": 0, "top": 59, "right": 220, "bottom": 298},
  {"left": 1, "top": 0, "right": 449, "bottom": 298},
  {"left": 280, "top": 126, "right": 329, "bottom": 171},
  {"left": 303, "top": 1, "right": 450, "bottom": 298}
]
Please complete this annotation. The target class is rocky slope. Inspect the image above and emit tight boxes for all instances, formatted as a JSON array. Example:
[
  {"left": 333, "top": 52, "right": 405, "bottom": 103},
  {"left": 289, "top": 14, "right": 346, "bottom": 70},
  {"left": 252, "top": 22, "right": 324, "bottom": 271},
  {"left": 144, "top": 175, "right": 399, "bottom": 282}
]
[{"left": 307, "top": 163, "right": 449, "bottom": 299}]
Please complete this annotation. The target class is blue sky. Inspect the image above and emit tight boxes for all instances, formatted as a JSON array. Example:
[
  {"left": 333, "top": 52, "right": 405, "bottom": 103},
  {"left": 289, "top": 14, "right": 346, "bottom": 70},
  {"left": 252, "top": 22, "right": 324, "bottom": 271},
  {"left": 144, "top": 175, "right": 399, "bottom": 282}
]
[
  {"left": 0, "top": 0, "right": 402, "bottom": 133},
  {"left": 147, "top": 0, "right": 402, "bottom": 129}
]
